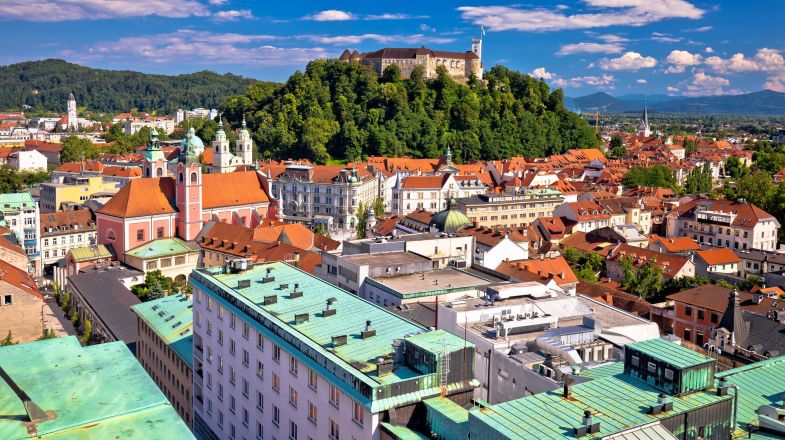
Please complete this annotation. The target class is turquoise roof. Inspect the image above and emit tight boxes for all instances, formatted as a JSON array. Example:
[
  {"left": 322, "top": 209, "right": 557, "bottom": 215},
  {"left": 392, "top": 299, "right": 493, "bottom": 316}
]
[
  {"left": 191, "top": 262, "right": 476, "bottom": 412},
  {"left": 0, "top": 193, "right": 35, "bottom": 212},
  {"left": 469, "top": 370, "right": 730, "bottom": 439},
  {"left": 0, "top": 337, "right": 193, "bottom": 439},
  {"left": 626, "top": 338, "right": 714, "bottom": 369},
  {"left": 578, "top": 361, "right": 625, "bottom": 380},
  {"left": 715, "top": 355, "right": 785, "bottom": 439},
  {"left": 131, "top": 293, "right": 194, "bottom": 368},
  {"left": 125, "top": 237, "right": 199, "bottom": 260}
]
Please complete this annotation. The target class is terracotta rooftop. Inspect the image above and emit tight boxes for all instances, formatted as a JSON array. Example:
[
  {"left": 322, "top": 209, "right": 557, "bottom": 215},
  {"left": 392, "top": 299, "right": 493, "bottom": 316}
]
[
  {"left": 608, "top": 243, "right": 690, "bottom": 278},
  {"left": 0, "top": 259, "right": 42, "bottom": 300},
  {"left": 649, "top": 235, "right": 700, "bottom": 253},
  {"left": 495, "top": 256, "right": 578, "bottom": 286},
  {"left": 40, "top": 209, "right": 95, "bottom": 236},
  {"left": 695, "top": 248, "right": 741, "bottom": 266}
]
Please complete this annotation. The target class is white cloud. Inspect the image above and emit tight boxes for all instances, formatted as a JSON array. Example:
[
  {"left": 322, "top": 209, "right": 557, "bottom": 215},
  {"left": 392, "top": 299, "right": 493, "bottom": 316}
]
[
  {"left": 705, "top": 47, "right": 714, "bottom": 54},
  {"left": 0, "top": 0, "right": 210, "bottom": 21},
  {"left": 706, "top": 48, "right": 785, "bottom": 73},
  {"left": 666, "top": 86, "right": 680, "bottom": 94},
  {"left": 636, "top": 79, "right": 647, "bottom": 84},
  {"left": 303, "top": 10, "right": 426, "bottom": 21},
  {"left": 530, "top": 67, "right": 554, "bottom": 80},
  {"left": 420, "top": 23, "right": 436, "bottom": 32},
  {"left": 682, "top": 72, "right": 732, "bottom": 96},
  {"left": 692, "top": 25, "right": 713, "bottom": 32},
  {"left": 63, "top": 29, "right": 327, "bottom": 67},
  {"left": 600, "top": 51, "right": 657, "bottom": 71},
  {"left": 213, "top": 9, "right": 253, "bottom": 22},
  {"left": 208, "top": 0, "right": 227, "bottom": 4},
  {"left": 304, "top": 10, "right": 355, "bottom": 21},
  {"left": 456, "top": 1, "right": 704, "bottom": 32},
  {"left": 301, "top": 34, "right": 454, "bottom": 46},
  {"left": 530, "top": 67, "right": 614, "bottom": 88},
  {"left": 597, "top": 34, "right": 630, "bottom": 43},
  {"left": 665, "top": 50, "right": 703, "bottom": 73},
  {"left": 651, "top": 35, "right": 683, "bottom": 43},
  {"left": 556, "top": 42, "right": 623, "bottom": 56},
  {"left": 764, "top": 72, "right": 785, "bottom": 92}
]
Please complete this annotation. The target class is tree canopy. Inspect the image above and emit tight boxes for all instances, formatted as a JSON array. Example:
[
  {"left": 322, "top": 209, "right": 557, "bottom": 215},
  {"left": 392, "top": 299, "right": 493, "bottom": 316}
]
[
  {"left": 622, "top": 165, "right": 677, "bottom": 189},
  {"left": 221, "top": 60, "right": 599, "bottom": 164}
]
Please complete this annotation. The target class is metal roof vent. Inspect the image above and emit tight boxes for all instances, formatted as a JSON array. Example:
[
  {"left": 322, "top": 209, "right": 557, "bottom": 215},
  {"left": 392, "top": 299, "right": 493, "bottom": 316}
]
[
  {"left": 263, "top": 267, "right": 275, "bottom": 283},
  {"left": 238, "top": 279, "right": 251, "bottom": 289},
  {"left": 294, "top": 313, "right": 309, "bottom": 324},
  {"left": 323, "top": 298, "right": 337, "bottom": 317},
  {"left": 332, "top": 335, "right": 347, "bottom": 347},
  {"left": 263, "top": 295, "right": 277, "bottom": 305},
  {"left": 574, "top": 410, "right": 600, "bottom": 437},
  {"left": 361, "top": 320, "right": 376, "bottom": 339},
  {"left": 649, "top": 393, "right": 673, "bottom": 414}
]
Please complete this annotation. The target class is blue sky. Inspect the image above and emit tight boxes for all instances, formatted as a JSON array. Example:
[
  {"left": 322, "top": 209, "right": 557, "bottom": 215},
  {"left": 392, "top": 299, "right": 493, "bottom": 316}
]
[{"left": 3, "top": 1, "right": 785, "bottom": 97}]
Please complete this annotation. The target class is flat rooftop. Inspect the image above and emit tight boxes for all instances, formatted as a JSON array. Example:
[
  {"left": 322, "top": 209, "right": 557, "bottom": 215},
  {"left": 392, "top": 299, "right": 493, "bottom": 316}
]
[
  {"left": 191, "top": 262, "right": 471, "bottom": 395},
  {"left": 341, "top": 250, "right": 430, "bottom": 267},
  {"left": 0, "top": 337, "right": 193, "bottom": 439},
  {"left": 369, "top": 268, "right": 492, "bottom": 296},
  {"left": 131, "top": 293, "right": 194, "bottom": 369}
]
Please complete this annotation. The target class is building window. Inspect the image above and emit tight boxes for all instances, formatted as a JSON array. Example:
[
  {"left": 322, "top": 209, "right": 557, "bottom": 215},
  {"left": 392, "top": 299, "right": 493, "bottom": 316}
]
[
  {"left": 289, "top": 356, "right": 298, "bottom": 376},
  {"left": 242, "top": 378, "right": 249, "bottom": 397},
  {"left": 308, "top": 370, "right": 318, "bottom": 390},
  {"left": 697, "top": 309, "right": 704, "bottom": 320},
  {"left": 156, "top": 227, "right": 164, "bottom": 238},
  {"left": 243, "top": 322, "right": 250, "bottom": 339},
  {"left": 711, "top": 313, "right": 719, "bottom": 324},
  {"left": 190, "top": 172, "right": 198, "bottom": 184},
  {"left": 272, "top": 373, "right": 280, "bottom": 392},
  {"left": 272, "top": 405, "right": 280, "bottom": 426},
  {"left": 289, "top": 386, "right": 298, "bottom": 407},
  {"left": 308, "top": 401, "right": 317, "bottom": 423},
  {"left": 665, "top": 369, "right": 674, "bottom": 380},
  {"left": 352, "top": 401, "right": 364, "bottom": 426},
  {"left": 257, "top": 331, "right": 264, "bottom": 350},
  {"left": 273, "top": 344, "right": 280, "bottom": 362},
  {"left": 256, "top": 361, "right": 264, "bottom": 379},
  {"left": 329, "top": 419, "right": 340, "bottom": 440},
  {"left": 289, "top": 420, "right": 298, "bottom": 440},
  {"left": 685, "top": 306, "right": 692, "bottom": 317},
  {"left": 256, "top": 391, "right": 263, "bottom": 411},
  {"left": 243, "top": 349, "right": 249, "bottom": 366},
  {"left": 136, "top": 229, "right": 144, "bottom": 241},
  {"left": 329, "top": 385, "right": 340, "bottom": 407},
  {"left": 3, "top": 295, "right": 12, "bottom": 305},
  {"left": 647, "top": 362, "right": 657, "bottom": 373}
]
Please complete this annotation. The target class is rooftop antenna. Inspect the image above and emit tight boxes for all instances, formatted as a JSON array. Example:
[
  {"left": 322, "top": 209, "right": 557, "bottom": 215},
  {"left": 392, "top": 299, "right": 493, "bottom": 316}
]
[{"left": 0, "top": 365, "right": 50, "bottom": 423}]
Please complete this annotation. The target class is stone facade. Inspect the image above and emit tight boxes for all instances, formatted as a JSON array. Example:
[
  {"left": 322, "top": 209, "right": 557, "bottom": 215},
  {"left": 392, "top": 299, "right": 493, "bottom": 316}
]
[{"left": 339, "top": 39, "right": 483, "bottom": 83}]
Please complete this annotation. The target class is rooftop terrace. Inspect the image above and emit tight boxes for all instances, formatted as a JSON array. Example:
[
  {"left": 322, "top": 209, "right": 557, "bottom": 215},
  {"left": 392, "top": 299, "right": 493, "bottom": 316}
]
[{"left": 0, "top": 337, "right": 193, "bottom": 439}]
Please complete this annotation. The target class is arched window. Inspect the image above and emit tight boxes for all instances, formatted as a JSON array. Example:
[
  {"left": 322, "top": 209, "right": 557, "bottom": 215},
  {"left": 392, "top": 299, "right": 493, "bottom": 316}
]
[
  {"left": 106, "top": 229, "right": 116, "bottom": 241},
  {"left": 156, "top": 167, "right": 163, "bottom": 177},
  {"left": 145, "top": 168, "right": 151, "bottom": 177},
  {"left": 190, "top": 172, "right": 198, "bottom": 184},
  {"left": 179, "top": 172, "right": 184, "bottom": 182}
]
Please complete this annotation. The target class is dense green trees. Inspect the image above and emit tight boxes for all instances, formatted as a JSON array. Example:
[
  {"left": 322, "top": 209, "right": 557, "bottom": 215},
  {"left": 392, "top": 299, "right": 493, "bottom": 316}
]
[
  {"left": 562, "top": 246, "right": 605, "bottom": 282},
  {"left": 607, "top": 135, "right": 626, "bottom": 159},
  {"left": 622, "top": 165, "right": 677, "bottom": 189},
  {"left": 0, "top": 166, "right": 51, "bottom": 193},
  {"left": 684, "top": 163, "right": 713, "bottom": 194},
  {"left": 724, "top": 156, "right": 749, "bottom": 179},
  {"left": 60, "top": 135, "right": 100, "bottom": 163},
  {"left": 620, "top": 256, "right": 663, "bottom": 298},
  {"left": 221, "top": 60, "right": 599, "bottom": 164},
  {"left": 0, "top": 59, "right": 259, "bottom": 113}
]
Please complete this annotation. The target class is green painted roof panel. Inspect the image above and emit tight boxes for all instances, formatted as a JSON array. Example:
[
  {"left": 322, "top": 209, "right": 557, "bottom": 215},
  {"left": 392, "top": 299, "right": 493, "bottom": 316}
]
[
  {"left": 131, "top": 293, "right": 193, "bottom": 368},
  {"left": 68, "top": 244, "right": 113, "bottom": 262},
  {"left": 626, "top": 338, "right": 714, "bottom": 369},
  {"left": 0, "top": 337, "right": 193, "bottom": 439},
  {"left": 125, "top": 237, "right": 199, "bottom": 259}
]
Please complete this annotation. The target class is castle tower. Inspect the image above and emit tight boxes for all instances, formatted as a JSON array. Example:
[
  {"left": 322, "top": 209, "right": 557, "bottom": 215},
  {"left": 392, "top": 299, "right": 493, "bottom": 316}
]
[
  {"left": 212, "top": 120, "right": 232, "bottom": 173},
  {"left": 143, "top": 128, "right": 167, "bottom": 178},
  {"left": 637, "top": 100, "right": 651, "bottom": 138},
  {"left": 66, "top": 92, "right": 78, "bottom": 131},
  {"left": 236, "top": 117, "right": 254, "bottom": 166},
  {"left": 176, "top": 128, "right": 203, "bottom": 240}
]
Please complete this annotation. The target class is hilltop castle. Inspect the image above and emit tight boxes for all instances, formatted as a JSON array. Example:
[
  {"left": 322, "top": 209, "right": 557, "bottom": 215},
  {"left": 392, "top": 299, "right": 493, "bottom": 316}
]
[{"left": 339, "top": 38, "right": 483, "bottom": 83}]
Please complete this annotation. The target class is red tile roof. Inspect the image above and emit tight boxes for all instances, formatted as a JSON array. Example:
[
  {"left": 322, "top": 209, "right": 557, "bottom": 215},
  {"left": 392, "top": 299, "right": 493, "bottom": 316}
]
[
  {"left": 400, "top": 174, "right": 449, "bottom": 190},
  {"left": 695, "top": 248, "right": 740, "bottom": 266},
  {"left": 649, "top": 235, "right": 700, "bottom": 253},
  {"left": 0, "top": 259, "right": 42, "bottom": 300},
  {"left": 608, "top": 244, "right": 690, "bottom": 277},
  {"left": 495, "top": 256, "right": 578, "bottom": 286}
]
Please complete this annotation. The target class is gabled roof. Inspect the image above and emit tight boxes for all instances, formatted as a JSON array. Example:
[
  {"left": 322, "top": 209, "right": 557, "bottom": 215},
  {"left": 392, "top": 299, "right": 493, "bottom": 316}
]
[
  {"left": 495, "top": 256, "right": 578, "bottom": 286},
  {"left": 695, "top": 248, "right": 740, "bottom": 266},
  {"left": 673, "top": 198, "right": 777, "bottom": 228},
  {"left": 650, "top": 235, "right": 700, "bottom": 253},
  {"left": 608, "top": 243, "right": 690, "bottom": 277},
  {"left": 98, "top": 177, "right": 176, "bottom": 218},
  {"left": 40, "top": 208, "right": 95, "bottom": 235},
  {"left": 401, "top": 174, "right": 449, "bottom": 190},
  {"left": 0, "top": 259, "right": 42, "bottom": 300},
  {"left": 202, "top": 171, "right": 270, "bottom": 209}
]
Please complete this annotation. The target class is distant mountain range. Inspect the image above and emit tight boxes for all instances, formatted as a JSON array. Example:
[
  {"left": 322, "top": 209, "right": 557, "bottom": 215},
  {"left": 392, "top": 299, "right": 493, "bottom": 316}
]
[{"left": 565, "top": 90, "right": 785, "bottom": 115}]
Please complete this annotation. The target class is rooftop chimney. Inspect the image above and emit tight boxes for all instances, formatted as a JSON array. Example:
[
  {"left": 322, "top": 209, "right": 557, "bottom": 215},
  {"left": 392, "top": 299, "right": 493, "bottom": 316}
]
[
  {"left": 563, "top": 374, "right": 574, "bottom": 399},
  {"left": 323, "top": 298, "right": 337, "bottom": 317},
  {"left": 361, "top": 320, "right": 376, "bottom": 339}
]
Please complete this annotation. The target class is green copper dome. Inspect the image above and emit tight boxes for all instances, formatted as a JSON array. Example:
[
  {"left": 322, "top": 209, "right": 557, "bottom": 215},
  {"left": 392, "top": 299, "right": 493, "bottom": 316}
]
[
  {"left": 430, "top": 199, "right": 472, "bottom": 234},
  {"left": 181, "top": 127, "right": 205, "bottom": 151},
  {"left": 215, "top": 120, "right": 226, "bottom": 139},
  {"left": 239, "top": 117, "right": 250, "bottom": 137}
]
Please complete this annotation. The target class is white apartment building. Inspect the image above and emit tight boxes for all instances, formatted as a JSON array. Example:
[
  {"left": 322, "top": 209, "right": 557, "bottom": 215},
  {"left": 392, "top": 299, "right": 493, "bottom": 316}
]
[
  {"left": 8, "top": 150, "right": 47, "bottom": 171},
  {"left": 666, "top": 198, "right": 780, "bottom": 252},
  {"left": 39, "top": 209, "right": 97, "bottom": 272},
  {"left": 190, "top": 261, "right": 476, "bottom": 440},
  {"left": 0, "top": 193, "right": 40, "bottom": 275},
  {"left": 262, "top": 162, "right": 381, "bottom": 230},
  {"left": 392, "top": 173, "right": 486, "bottom": 215},
  {"left": 124, "top": 118, "right": 176, "bottom": 135}
]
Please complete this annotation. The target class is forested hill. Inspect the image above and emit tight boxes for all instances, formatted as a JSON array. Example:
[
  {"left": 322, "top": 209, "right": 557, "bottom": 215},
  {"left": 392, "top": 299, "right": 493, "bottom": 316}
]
[
  {"left": 219, "top": 60, "right": 599, "bottom": 164},
  {"left": 0, "top": 59, "right": 260, "bottom": 114}
]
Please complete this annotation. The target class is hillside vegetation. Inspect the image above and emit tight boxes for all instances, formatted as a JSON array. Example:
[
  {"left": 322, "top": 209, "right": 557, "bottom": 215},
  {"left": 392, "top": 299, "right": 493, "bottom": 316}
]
[
  {"left": 220, "top": 60, "right": 599, "bottom": 164},
  {"left": 0, "top": 59, "right": 260, "bottom": 114}
]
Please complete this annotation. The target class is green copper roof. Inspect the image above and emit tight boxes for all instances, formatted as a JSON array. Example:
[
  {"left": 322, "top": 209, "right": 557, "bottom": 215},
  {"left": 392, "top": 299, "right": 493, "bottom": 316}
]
[
  {"left": 131, "top": 293, "right": 194, "bottom": 368},
  {"left": 0, "top": 193, "right": 35, "bottom": 211},
  {"left": 715, "top": 355, "right": 785, "bottom": 439},
  {"left": 125, "top": 237, "right": 199, "bottom": 260},
  {"left": 469, "top": 370, "right": 730, "bottom": 439},
  {"left": 626, "top": 338, "right": 714, "bottom": 369},
  {"left": 381, "top": 422, "right": 431, "bottom": 439},
  {"left": 578, "top": 361, "right": 625, "bottom": 380},
  {"left": 191, "top": 262, "right": 475, "bottom": 412},
  {"left": 0, "top": 337, "right": 193, "bottom": 439},
  {"left": 68, "top": 244, "right": 112, "bottom": 262},
  {"left": 430, "top": 202, "right": 472, "bottom": 234}
]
